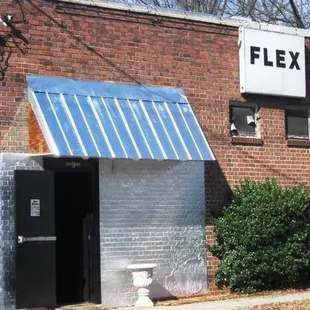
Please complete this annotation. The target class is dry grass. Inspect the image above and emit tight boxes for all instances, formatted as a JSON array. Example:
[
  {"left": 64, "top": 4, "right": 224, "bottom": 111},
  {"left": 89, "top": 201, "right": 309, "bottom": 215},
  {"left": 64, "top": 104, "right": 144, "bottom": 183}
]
[{"left": 240, "top": 299, "right": 310, "bottom": 310}]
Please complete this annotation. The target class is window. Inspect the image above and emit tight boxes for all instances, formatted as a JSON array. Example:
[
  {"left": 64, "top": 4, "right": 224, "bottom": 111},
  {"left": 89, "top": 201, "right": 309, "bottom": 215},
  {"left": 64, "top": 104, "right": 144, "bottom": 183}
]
[
  {"left": 229, "top": 102, "right": 257, "bottom": 137},
  {"left": 285, "top": 108, "right": 309, "bottom": 139}
]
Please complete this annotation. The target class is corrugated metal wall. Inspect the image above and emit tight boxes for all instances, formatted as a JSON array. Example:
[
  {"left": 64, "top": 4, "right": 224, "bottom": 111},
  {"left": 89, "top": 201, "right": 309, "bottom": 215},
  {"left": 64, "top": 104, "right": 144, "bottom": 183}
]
[{"left": 99, "top": 159, "right": 208, "bottom": 307}]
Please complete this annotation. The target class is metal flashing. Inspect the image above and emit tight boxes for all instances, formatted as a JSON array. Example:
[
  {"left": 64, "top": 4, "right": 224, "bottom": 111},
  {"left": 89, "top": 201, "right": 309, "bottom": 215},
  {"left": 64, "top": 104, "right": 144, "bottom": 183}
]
[
  {"left": 26, "top": 76, "right": 187, "bottom": 103},
  {"left": 56, "top": 0, "right": 310, "bottom": 38},
  {"left": 29, "top": 153, "right": 55, "bottom": 157}
]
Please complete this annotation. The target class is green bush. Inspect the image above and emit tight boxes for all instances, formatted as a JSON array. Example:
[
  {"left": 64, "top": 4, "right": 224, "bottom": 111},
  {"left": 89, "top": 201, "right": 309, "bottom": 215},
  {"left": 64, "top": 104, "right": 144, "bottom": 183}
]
[{"left": 209, "top": 178, "right": 310, "bottom": 293}]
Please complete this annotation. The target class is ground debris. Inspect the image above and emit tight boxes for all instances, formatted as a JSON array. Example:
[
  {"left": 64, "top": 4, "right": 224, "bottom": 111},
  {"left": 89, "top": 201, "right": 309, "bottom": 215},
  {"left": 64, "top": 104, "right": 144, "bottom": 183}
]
[{"left": 240, "top": 299, "right": 310, "bottom": 309}]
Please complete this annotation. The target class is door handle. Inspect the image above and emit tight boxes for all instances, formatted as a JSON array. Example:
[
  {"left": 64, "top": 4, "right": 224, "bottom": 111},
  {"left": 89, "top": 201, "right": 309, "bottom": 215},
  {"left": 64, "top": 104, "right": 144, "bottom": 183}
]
[{"left": 17, "top": 236, "right": 57, "bottom": 244}]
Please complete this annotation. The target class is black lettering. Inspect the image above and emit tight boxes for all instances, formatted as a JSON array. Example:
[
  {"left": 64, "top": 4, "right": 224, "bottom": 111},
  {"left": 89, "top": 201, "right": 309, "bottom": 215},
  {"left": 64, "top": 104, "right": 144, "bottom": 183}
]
[
  {"left": 264, "top": 48, "right": 273, "bottom": 66},
  {"left": 289, "top": 51, "right": 300, "bottom": 70},
  {"left": 276, "top": 49, "right": 286, "bottom": 68},
  {"left": 250, "top": 46, "right": 260, "bottom": 64}
]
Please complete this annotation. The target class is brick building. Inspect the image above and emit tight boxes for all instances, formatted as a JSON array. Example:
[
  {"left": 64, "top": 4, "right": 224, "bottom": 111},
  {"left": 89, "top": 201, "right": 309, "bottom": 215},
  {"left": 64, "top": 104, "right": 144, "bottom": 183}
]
[{"left": 0, "top": 0, "right": 310, "bottom": 308}]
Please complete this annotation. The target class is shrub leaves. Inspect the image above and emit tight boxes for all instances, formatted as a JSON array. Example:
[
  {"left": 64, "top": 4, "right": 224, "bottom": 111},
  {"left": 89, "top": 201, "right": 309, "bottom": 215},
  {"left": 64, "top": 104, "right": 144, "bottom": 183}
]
[{"left": 209, "top": 178, "right": 310, "bottom": 293}]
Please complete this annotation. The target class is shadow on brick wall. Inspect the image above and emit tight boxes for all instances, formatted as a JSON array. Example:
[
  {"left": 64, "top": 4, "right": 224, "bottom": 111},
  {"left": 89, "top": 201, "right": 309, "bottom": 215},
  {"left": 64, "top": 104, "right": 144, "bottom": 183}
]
[
  {"left": 205, "top": 161, "right": 231, "bottom": 224},
  {"left": 204, "top": 161, "right": 231, "bottom": 291}
]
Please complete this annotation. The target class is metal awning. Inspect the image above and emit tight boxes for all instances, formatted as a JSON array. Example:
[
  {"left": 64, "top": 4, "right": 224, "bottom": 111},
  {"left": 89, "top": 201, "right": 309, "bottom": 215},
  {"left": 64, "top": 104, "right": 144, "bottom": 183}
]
[{"left": 27, "top": 75, "right": 215, "bottom": 161}]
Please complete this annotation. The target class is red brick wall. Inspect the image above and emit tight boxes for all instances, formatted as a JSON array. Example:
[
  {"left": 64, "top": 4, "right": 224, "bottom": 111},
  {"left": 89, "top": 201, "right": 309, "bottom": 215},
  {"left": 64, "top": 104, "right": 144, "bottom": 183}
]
[{"left": 1, "top": 0, "right": 310, "bottom": 292}]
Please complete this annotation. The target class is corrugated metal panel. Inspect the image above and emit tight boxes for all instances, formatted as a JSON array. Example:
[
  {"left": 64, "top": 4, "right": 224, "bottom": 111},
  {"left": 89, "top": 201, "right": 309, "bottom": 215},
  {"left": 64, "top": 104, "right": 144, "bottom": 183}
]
[{"left": 27, "top": 75, "right": 215, "bottom": 161}]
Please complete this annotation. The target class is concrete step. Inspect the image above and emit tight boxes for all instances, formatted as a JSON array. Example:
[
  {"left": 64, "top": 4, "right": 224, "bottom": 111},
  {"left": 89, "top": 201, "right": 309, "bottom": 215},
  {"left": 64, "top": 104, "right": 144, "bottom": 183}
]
[{"left": 56, "top": 303, "right": 105, "bottom": 310}]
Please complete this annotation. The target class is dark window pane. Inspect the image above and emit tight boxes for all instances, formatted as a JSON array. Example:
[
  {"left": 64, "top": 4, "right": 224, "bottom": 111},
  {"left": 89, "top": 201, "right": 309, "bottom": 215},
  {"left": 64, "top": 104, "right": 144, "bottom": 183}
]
[
  {"left": 230, "top": 106, "right": 256, "bottom": 136},
  {"left": 286, "top": 109, "right": 309, "bottom": 139}
]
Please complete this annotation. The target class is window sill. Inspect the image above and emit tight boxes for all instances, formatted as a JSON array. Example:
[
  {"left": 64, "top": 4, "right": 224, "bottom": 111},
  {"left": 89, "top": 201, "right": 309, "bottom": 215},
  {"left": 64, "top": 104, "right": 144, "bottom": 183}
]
[
  {"left": 287, "top": 139, "right": 310, "bottom": 148},
  {"left": 231, "top": 136, "right": 263, "bottom": 146}
]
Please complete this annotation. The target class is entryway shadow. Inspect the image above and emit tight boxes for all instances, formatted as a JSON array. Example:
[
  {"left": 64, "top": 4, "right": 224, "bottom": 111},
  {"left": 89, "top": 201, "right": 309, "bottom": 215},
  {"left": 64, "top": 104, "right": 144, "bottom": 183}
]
[{"left": 150, "top": 280, "right": 177, "bottom": 301}]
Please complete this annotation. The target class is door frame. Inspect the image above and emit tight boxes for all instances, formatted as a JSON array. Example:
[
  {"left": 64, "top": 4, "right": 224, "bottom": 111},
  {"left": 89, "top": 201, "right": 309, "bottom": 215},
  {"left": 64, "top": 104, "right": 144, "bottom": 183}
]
[{"left": 43, "top": 157, "right": 101, "bottom": 304}]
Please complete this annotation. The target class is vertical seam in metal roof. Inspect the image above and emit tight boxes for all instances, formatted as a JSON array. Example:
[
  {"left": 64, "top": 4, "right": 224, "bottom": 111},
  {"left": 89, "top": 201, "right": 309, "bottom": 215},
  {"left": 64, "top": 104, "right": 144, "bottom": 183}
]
[
  {"left": 114, "top": 97, "right": 142, "bottom": 159},
  {"left": 88, "top": 96, "right": 115, "bottom": 158},
  {"left": 140, "top": 100, "right": 167, "bottom": 160},
  {"left": 101, "top": 97, "right": 129, "bottom": 158},
  {"left": 187, "top": 103, "right": 215, "bottom": 160},
  {"left": 46, "top": 93, "right": 73, "bottom": 156},
  {"left": 127, "top": 99, "right": 154, "bottom": 159},
  {"left": 73, "top": 95, "right": 101, "bottom": 157},
  {"left": 60, "top": 93, "right": 88, "bottom": 157},
  {"left": 176, "top": 103, "right": 203, "bottom": 160},
  {"left": 164, "top": 101, "right": 192, "bottom": 160},
  {"left": 151, "top": 100, "right": 178, "bottom": 159}
]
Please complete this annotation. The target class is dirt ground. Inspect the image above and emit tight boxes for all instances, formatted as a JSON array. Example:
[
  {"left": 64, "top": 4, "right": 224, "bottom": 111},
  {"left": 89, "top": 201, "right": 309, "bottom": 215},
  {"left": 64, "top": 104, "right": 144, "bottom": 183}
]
[
  {"left": 154, "top": 288, "right": 310, "bottom": 307},
  {"left": 240, "top": 299, "right": 310, "bottom": 309}
]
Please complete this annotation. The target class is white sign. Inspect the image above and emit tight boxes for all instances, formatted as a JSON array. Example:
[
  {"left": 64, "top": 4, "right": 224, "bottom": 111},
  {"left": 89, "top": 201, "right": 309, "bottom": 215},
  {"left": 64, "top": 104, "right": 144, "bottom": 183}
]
[
  {"left": 30, "top": 199, "right": 40, "bottom": 217},
  {"left": 239, "top": 27, "right": 306, "bottom": 97}
]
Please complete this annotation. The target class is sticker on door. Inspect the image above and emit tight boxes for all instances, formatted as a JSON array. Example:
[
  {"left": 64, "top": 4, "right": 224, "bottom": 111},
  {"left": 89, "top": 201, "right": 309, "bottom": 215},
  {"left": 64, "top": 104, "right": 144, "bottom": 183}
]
[{"left": 30, "top": 199, "right": 40, "bottom": 217}]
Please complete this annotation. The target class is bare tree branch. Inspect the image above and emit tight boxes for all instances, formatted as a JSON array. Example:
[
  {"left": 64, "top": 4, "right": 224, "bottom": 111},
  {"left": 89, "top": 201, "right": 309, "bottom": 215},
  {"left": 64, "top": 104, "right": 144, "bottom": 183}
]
[
  {"left": 119, "top": 0, "right": 309, "bottom": 29},
  {"left": 289, "top": 0, "right": 305, "bottom": 28}
]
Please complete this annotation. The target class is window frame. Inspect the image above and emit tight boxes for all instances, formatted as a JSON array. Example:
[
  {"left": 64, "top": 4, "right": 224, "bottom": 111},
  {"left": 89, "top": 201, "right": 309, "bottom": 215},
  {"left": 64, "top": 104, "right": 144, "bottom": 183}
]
[
  {"left": 285, "top": 106, "right": 310, "bottom": 140},
  {"left": 229, "top": 101, "right": 259, "bottom": 138}
]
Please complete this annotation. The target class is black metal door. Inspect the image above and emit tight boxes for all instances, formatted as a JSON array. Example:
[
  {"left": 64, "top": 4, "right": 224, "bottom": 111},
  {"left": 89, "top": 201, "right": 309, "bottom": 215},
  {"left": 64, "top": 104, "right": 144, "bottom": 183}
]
[{"left": 15, "top": 170, "right": 56, "bottom": 309}]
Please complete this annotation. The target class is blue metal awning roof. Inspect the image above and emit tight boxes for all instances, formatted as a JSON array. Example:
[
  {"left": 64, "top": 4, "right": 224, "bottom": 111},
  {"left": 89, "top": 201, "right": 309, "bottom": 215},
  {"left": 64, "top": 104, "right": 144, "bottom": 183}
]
[{"left": 27, "top": 75, "right": 215, "bottom": 161}]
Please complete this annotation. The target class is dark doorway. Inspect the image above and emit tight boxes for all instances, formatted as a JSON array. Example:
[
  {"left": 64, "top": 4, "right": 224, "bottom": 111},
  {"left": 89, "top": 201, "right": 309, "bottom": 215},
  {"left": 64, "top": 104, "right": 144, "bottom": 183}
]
[
  {"left": 43, "top": 157, "right": 101, "bottom": 306},
  {"left": 55, "top": 172, "right": 93, "bottom": 305}
]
